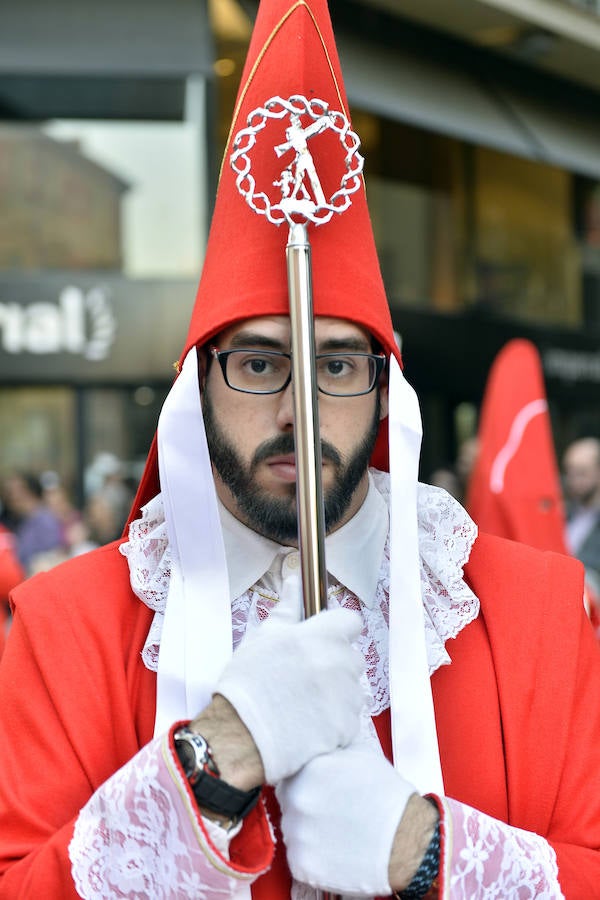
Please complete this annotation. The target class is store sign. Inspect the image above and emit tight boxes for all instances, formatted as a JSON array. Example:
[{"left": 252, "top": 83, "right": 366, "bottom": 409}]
[
  {"left": 0, "top": 285, "right": 116, "bottom": 360},
  {"left": 543, "top": 348, "right": 600, "bottom": 384},
  {"left": 0, "top": 274, "right": 195, "bottom": 382}
]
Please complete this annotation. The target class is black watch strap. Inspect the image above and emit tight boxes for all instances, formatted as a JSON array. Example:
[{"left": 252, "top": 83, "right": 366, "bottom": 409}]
[
  {"left": 190, "top": 766, "right": 262, "bottom": 820},
  {"left": 173, "top": 726, "right": 261, "bottom": 822}
]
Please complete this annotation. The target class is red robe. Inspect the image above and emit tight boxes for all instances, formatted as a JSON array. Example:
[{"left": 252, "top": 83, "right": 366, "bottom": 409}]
[{"left": 0, "top": 532, "right": 599, "bottom": 898}]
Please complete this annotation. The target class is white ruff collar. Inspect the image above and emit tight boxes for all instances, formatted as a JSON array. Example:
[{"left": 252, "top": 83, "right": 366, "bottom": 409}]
[{"left": 121, "top": 474, "right": 479, "bottom": 725}]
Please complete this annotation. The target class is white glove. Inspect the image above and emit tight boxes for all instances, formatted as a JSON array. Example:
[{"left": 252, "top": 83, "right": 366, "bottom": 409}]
[
  {"left": 215, "top": 607, "right": 366, "bottom": 784},
  {"left": 277, "top": 742, "right": 417, "bottom": 896}
]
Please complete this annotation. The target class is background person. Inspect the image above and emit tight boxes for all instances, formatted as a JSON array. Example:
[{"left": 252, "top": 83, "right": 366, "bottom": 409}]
[
  {"left": 465, "top": 339, "right": 568, "bottom": 555},
  {"left": 1, "top": 470, "right": 65, "bottom": 575},
  {"left": 562, "top": 436, "right": 600, "bottom": 630},
  {"left": 563, "top": 436, "right": 600, "bottom": 589}
]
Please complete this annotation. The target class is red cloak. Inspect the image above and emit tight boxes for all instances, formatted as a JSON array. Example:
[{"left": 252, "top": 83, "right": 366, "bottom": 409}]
[{"left": 0, "top": 533, "right": 598, "bottom": 898}]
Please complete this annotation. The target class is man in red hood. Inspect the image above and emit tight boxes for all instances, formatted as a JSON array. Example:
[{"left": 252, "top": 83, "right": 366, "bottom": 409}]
[{"left": 1, "top": 2, "right": 600, "bottom": 898}]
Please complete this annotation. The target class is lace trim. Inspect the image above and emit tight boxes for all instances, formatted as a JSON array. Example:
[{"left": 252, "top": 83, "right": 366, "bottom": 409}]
[
  {"left": 120, "top": 470, "right": 479, "bottom": 714},
  {"left": 69, "top": 733, "right": 269, "bottom": 900},
  {"left": 281, "top": 799, "right": 565, "bottom": 900},
  {"left": 120, "top": 495, "right": 170, "bottom": 671},
  {"left": 442, "top": 796, "right": 564, "bottom": 899}
]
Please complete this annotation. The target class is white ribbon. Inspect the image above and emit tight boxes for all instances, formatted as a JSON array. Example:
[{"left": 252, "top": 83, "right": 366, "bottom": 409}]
[
  {"left": 388, "top": 356, "right": 444, "bottom": 794},
  {"left": 155, "top": 348, "right": 232, "bottom": 735}
]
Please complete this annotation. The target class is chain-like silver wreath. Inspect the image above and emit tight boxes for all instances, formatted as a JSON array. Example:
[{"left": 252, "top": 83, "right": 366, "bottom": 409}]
[{"left": 230, "top": 95, "right": 364, "bottom": 226}]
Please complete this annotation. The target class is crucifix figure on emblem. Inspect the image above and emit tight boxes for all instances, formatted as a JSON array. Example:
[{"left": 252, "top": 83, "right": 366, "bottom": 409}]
[{"left": 274, "top": 112, "right": 333, "bottom": 213}]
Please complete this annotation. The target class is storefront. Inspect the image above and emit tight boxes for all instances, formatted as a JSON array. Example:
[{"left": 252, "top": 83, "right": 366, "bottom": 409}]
[
  {"left": 0, "top": 273, "right": 196, "bottom": 502},
  {"left": 0, "top": 0, "right": 212, "bottom": 502},
  {"left": 1, "top": 0, "right": 599, "bottom": 495}
]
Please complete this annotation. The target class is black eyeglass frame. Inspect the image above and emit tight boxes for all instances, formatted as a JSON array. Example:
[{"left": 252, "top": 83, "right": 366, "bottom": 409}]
[{"left": 209, "top": 346, "right": 387, "bottom": 397}]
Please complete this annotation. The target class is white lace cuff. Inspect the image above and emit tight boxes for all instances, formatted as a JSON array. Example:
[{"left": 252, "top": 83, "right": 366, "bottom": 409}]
[
  {"left": 68, "top": 730, "right": 274, "bottom": 899},
  {"left": 439, "top": 795, "right": 563, "bottom": 898}
]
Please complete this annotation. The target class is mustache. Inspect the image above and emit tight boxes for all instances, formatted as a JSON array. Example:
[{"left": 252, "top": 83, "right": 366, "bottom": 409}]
[{"left": 252, "top": 433, "right": 342, "bottom": 468}]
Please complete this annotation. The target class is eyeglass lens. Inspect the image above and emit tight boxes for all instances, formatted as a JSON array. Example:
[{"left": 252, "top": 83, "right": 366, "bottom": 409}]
[{"left": 222, "top": 350, "right": 379, "bottom": 396}]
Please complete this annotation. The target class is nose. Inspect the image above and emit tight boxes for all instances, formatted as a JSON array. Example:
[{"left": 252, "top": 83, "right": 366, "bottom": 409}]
[{"left": 274, "top": 380, "right": 295, "bottom": 431}]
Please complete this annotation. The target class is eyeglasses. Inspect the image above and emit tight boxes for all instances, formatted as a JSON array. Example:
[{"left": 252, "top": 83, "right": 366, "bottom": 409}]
[{"left": 210, "top": 347, "right": 386, "bottom": 397}]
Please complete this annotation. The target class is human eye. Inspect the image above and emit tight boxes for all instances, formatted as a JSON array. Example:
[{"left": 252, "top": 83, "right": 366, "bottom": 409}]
[
  {"left": 231, "top": 350, "right": 287, "bottom": 388},
  {"left": 243, "top": 355, "right": 274, "bottom": 375},
  {"left": 318, "top": 355, "right": 356, "bottom": 378}
]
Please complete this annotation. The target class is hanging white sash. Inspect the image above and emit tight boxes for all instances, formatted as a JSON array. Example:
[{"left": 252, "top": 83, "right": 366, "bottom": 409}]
[
  {"left": 388, "top": 356, "right": 444, "bottom": 794},
  {"left": 155, "top": 348, "right": 232, "bottom": 735}
]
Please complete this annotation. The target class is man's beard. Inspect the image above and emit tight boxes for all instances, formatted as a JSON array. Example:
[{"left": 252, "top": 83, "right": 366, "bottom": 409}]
[{"left": 202, "top": 389, "right": 381, "bottom": 544}]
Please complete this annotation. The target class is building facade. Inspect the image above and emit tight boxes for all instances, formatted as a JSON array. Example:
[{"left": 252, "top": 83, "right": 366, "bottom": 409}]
[{"left": 1, "top": 0, "right": 599, "bottom": 501}]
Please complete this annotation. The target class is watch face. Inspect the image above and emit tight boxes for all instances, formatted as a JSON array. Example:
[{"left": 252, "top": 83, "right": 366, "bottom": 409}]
[{"left": 175, "top": 737, "right": 197, "bottom": 777}]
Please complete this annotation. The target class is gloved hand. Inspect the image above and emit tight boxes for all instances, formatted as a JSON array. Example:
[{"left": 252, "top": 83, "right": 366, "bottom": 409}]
[
  {"left": 215, "top": 607, "right": 366, "bottom": 785},
  {"left": 276, "top": 742, "right": 418, "bottom": 896}
]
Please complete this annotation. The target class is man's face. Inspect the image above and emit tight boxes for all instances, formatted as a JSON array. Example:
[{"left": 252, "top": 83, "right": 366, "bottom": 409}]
[
  {"left": 201, "top": 315, "right": 388, "bottom": 544},
  {"left": 563, "top": 440, "right": 600, "bottom": 508}
]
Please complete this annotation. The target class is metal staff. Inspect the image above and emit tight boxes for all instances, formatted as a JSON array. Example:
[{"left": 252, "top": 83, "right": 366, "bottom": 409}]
[
  {"left": 286, "top": 220, "right": 328, "bottom": 617},
  {"left": 286, "top": 220, "right": 332, "bottom": 900},
  {"left": 232, "top": 94, "right": 364, "bottom": 900}
]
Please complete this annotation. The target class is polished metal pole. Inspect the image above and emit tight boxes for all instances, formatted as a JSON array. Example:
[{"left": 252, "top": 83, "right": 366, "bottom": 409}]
[
  {"left": 286, "top": 221, "right": 328, "bottom": 617},
  {"left": 286, "top": 221, "right": 336, "bottom": 900}
]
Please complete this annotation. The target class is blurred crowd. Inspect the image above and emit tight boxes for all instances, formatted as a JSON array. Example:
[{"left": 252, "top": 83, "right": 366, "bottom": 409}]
[
  {"left": 0, "top": 453, "right": 136, "bottom": 656},
  {"left": 2, "top": 434, "right": 600, "bottom": 655}
]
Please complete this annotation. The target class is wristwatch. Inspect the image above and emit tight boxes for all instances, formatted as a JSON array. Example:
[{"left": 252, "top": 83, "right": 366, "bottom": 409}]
[{"left": 173, "top": 726, "right": 261, "bottom": 822}]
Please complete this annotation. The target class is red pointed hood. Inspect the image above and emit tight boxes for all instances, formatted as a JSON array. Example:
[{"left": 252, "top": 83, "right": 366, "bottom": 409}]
[
  {"left": 466, "top": 338, "right": 568, "bottom": 554},
  {"left": 183, "top": 0, "right": 395, "bottom": 361},
  {"left": 129, "top": 0, "right": 396, "bottom": 521}
]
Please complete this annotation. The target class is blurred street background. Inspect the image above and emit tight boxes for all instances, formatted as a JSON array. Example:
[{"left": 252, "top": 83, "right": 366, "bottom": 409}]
[{"left": 0, "top": 0, "right": 599, "bottom": 572}]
